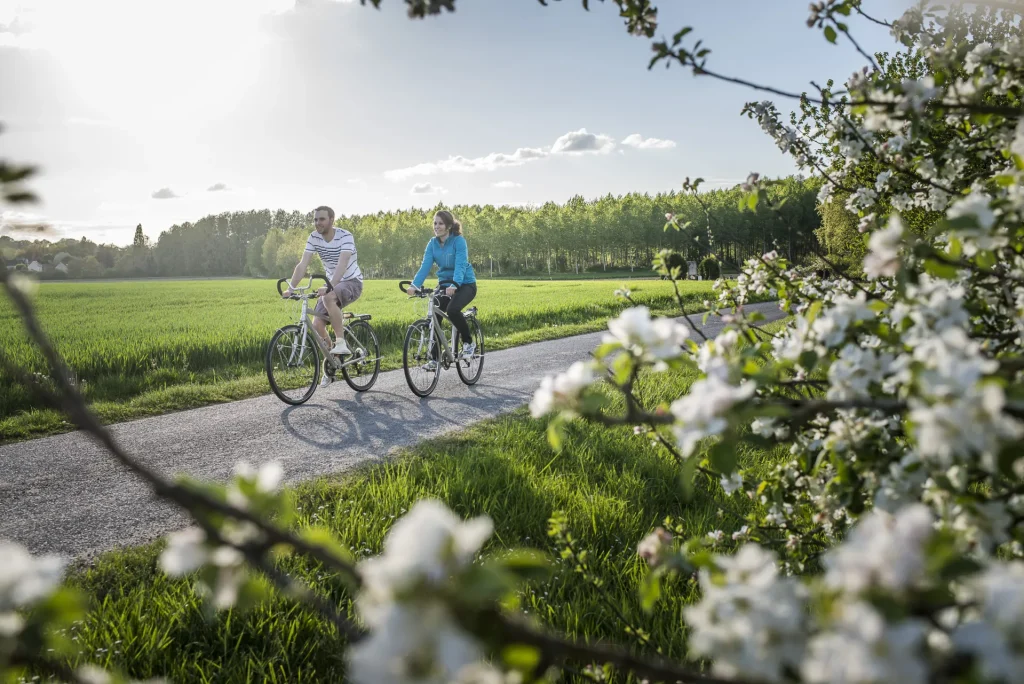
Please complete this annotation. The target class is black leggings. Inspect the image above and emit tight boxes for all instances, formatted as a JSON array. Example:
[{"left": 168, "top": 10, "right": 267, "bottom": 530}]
[{"left": 433, "top": 282, "right": 477, "bottom": 351}]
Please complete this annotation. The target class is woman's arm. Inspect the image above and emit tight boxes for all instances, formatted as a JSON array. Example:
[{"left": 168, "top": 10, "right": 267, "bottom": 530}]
[
  {"left": 452, "top": 236, "right": 470, "bottom": 286},
  {"left": 412, "top": 239, "right": 435, "bottom": 289}
]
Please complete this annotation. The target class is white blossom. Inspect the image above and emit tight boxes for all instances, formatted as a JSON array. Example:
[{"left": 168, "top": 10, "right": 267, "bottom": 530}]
[
  {"left": 529, "top": 360, "right": 599, "bottom": 418},
  {"left": 684, "top": 544, "right": 807, "bottom": 682},
  {"left": 822, "top": 505, "right": 935, "bottom": 596},
  {"left": 802, "top": 602, "right": 930, "bottom": 684},
  {"left": 670, "top": 377, "right": 756, "bottom": 456}
]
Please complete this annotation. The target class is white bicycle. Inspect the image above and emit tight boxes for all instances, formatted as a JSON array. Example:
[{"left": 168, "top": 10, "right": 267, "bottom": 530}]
[
  {"left": 265, "top": 275, "right": 381, "bottom": 405},
  {"left": 398, "top": 279, "right": 485, "bottom": 398}
]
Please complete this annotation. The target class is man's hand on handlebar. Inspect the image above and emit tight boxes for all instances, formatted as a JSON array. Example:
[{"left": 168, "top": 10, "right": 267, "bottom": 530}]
[
  {"left": 406, "top": 285, "right": 420, "bottom": 297},
  {"left": 281, "top": 286, "right": 294, "bottom": 299}
]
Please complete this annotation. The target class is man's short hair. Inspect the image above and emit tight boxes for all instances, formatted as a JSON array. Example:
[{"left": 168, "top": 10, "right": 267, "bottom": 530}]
[{"left": 315, "top": 205, "right": 335, "bottom": 222}]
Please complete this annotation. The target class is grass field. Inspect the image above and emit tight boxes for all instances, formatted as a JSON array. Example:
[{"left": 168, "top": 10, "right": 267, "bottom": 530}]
[
  {"left": 0, "top": 277, "right": 740, "bottom": 442},
  {"left": 39, "top": 347, "right": 787, "bottom": 684}
]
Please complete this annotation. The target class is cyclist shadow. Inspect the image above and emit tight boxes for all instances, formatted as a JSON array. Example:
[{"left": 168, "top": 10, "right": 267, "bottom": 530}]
[{"left": 278, "top": 384, "right": 531, "bottom": 452}]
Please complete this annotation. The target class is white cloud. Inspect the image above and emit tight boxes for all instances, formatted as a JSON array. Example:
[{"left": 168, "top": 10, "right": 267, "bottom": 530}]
[
  {"left": 385, "top": 147, "right": 547, "bottom": 181},
  {"left": 0, "top": 210, "right": 132, "bottom": 242},
  {"left": 492, "top": 181, "right": 522, "bottom": 189},
  {"left": 410, "top": 182, "right": 447, "bottom": 195},
  {"left": 383, "top": 126, "right": 669, "bottom": 182},
  {"left": 207, "top": 182, "right": 229, "bottom": 192},
  {"left": 621, "top": 133, "right": 677, "bottom": 150},
  {"left": 551, "top": 128, "right": 616, "bottom": 155},
  {"left": 151, "top": 187, "right": 181, "bottom": 200}
]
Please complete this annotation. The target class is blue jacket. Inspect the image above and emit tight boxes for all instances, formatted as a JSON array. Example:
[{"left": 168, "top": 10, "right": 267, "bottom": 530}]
[{"left": 412, "top": 234, "right": 477, "bottom": 289}]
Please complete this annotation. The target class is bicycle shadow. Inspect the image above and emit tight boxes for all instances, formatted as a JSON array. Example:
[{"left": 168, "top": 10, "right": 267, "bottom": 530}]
[{"left": 278, "top": 383, "right": 531, "bottom": 452}]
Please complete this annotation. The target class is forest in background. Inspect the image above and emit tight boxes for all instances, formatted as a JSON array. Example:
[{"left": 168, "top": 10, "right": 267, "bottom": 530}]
[{"left": 2, "top": 175, "right": 849, "bottom": 280}]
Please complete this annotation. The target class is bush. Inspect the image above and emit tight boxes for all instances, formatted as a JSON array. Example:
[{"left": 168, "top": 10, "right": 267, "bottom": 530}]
[{"left": 698, "top": 256, "right": 720, "bottom": 280}]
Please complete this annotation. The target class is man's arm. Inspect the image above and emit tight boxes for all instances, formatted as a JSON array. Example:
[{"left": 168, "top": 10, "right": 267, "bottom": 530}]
[
  {"left": 332, "top": 251, "right": 353, "bottom": 287},
  {"left": 287, "top": 251, "right": 314, "bottom": 291}
]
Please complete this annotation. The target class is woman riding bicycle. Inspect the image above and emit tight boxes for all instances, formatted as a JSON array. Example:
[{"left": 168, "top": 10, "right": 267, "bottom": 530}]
[{"left": 406, "top": 210, "right": 478, "bottom": 367}]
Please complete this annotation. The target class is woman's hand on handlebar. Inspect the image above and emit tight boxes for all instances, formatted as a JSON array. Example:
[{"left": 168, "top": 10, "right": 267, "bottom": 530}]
[{"left": 406, "top": 286, "right": 419, "bottom": 296}]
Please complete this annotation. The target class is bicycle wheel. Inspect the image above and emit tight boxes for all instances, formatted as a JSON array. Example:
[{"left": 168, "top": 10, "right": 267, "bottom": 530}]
[
  {"left": 403, "top": 319, "right": 440, "bottom": 397},
  {"left": 455, "top": 317, "right": 485, "bottom": 385},
  {"left": 341, "top": 319, "right": 381, "bottom": 392},
  {"left": 266, "top": 324, "right": 321, "bottom": 405}
]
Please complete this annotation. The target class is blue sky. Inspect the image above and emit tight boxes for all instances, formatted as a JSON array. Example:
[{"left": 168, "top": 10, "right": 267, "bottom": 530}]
[{"left": 0, "top": 0, "right": 913, "bottom": 245}]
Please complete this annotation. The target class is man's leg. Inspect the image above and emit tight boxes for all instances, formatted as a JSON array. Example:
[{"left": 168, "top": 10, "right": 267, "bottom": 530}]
[
  {"left": 311, "top": 299, "right": 332, "bottom": 351},
  {"left": 323, "top": 292, "right": 349, "bottom": 355}
]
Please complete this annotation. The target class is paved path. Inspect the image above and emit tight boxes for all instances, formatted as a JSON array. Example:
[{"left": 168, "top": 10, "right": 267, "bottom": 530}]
[{"left": 0, "top": 302, "right": 785, "bottom": 559}]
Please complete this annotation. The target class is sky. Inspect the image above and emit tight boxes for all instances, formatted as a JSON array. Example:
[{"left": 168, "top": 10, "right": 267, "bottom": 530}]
[{"left": 0, "top": 0, "right": 917, "bottom": 246}]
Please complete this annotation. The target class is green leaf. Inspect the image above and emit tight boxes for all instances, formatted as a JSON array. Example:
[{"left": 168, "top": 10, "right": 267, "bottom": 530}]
[
  {"left": 823, "top": 25, "right": 837, "bottom": 43},
  {"left": 492, "top": 549, "right": 552, "bottom": 583},
  {"left": 547, "top": 419, "right": 566, "bottom": 452},
  {"left": 639, "top": 569, "right": 662, "bottom": 612},
  {"left": 798, "top": 350, "right": 819, "bottom": 371},
  {"left": 611, "top": 352, "right": 633, "bottom": 385},
  {"left": 503, "top": 644, "right": 541, "bottom": 672},
  {"left": 923, "top": 258, "right": 959, "bottom": 279},
  {"left": 975, "top": 250, "right": 996, "bottom": 270},
  {"left": 746, "top": 192, "right": 759, "bottom": 211},
  {"left": 708, "top": 439, "right": 738, "bottom": 474},
  {"left": 593, "top": 341, "right": 622, "bottom": 360},
  {"left": 679, "top": 456, "right": 698, "bottom": 502},
  {"left": 948, "top": 237, "right": 962, "bottom": 259},
  {"left": 806, "top": 300, "right": 823, "bottom": 324}
]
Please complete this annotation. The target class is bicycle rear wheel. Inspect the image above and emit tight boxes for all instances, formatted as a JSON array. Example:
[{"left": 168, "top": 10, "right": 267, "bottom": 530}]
[
  {"left": 341, "top": 320, "right": 381, "bottom": 392},
  {"left": 455, "top": 317, "right": 485, "bottom": 385},
  {"left": 266, "top": 324, "right": 321, "bottom": 405},
  {"left": 403, "top": 319, "right": 440, "bottom": 397}
]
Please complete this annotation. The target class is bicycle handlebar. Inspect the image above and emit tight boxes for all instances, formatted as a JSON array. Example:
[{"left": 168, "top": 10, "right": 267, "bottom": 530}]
[
  {"left": 277, "top": 274, "right": 330, "bottom": 299},
  {"left": 398, "top": 279, "right": 457, "bottom": 298}
]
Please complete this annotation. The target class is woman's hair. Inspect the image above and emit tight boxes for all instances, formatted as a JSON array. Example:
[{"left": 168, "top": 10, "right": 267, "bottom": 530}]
[{"left": 434, "top": 210, "right": 462, "bottom": 236}]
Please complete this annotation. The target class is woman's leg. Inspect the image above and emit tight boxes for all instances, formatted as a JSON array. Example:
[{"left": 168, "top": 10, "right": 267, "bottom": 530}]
[{"left": 446, "top": 283, "right": 477, "bottom": 345}]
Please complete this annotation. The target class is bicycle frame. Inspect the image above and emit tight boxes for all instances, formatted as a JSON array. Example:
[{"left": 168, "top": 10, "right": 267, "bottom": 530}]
[{"left": 285, "top": 278, "right": 371, "bottom": 372}]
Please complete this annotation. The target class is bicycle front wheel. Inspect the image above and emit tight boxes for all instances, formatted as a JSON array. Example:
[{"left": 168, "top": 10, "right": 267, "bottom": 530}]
[
  {"left": 341, "top": 320, "right": 381, "bottom": 392},
  {"left": 402, "top": 319, "right": 440, "bottom": 397},
  {"left": 266, "top": 324, "right": 321, "bottom": 405},
  {"left": 456, "top": 317, "right": 485, "bottom": 385}
]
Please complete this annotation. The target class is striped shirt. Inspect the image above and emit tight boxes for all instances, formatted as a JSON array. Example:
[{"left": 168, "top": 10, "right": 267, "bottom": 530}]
[{"left": 304, "top": 228, "right": 362, "bottom": 283}]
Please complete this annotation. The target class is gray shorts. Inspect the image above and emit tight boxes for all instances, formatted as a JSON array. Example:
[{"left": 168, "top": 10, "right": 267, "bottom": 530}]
[{"left": 313, "top": 278, "right": 363, "bottom": 321}]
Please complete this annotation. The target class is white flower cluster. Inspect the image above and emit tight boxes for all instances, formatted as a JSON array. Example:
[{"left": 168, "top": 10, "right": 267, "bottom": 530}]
[
  {"left": 158, "top": 460, "right": 284, "bottom": 609},
  {"left": 347, "top": 499, "right": 501, "bottom": 684},
  {"left": 0, "top": 540, "right": 65, "bottom": 639},
  {"left": 684, "top": 505, "right": 1024, "bottom": 683}
]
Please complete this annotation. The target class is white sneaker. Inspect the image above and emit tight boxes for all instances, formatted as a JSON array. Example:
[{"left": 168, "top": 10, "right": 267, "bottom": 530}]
[
  {"left": 319, "top": 374, "right": 333, "bottom": 388},
  {"left": 330, "top": 339, "right": 351, "bottom": 355},
  {"left": 421, "top": 360, "right": 438, "bottom": 372},
  {"left": 461, "top": 342, "right": 476, "bottom": 359}
]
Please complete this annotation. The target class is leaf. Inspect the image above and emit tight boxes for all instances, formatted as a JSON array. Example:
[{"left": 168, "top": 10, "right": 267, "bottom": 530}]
[
  {"left": 639, "top": 568, "right": 662, "bottom": 612},
  {"left": 708, "top": 439, "right": 738, "bottom": 475},
  {"left": 746, "top": 192, "right": 759, "bottom": 211},
  {"left": 805, "top": 300, "right": 823, "bottom": 324},
  {"left": 975, "top": 250, "right": 996, "bottom": 270},
  {"left": 492, "top": 549, "right": 552, "bottom": 583},
  {"left": 923, "top": 258, "right": 959, "bottom": 279},
  {"left": 679, "top": 456, "right": 698, "bottom": 502},
  {"left": 823, "top": 25, "right": 838, "bottom": 43},
  {"left": 503, "top": 644, "right": 541, "bottom": 673},
  {"left": 547, "top": 419, "right": 566, "bottom": 452}
]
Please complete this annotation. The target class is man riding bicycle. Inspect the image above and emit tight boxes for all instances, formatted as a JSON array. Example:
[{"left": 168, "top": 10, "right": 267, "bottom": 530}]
[{"left": 282, "top": 206, "right": 363, "bottom": 378}]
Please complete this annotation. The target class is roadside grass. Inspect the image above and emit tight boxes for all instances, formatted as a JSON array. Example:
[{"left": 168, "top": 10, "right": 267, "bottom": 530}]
[{"left": 46, "top": 321, "right": 791, "bottom": 683}]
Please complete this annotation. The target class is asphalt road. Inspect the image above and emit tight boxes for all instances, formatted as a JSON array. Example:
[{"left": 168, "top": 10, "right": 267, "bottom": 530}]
[{"left": 0, "top": 301, "right": 786, "bottom": 559}]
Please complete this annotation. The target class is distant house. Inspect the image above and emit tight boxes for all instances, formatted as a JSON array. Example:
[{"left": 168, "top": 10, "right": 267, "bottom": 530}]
[
  {"left": 55, "top": 262, "right": 70, "bottom": 274},
  {"left": 28, "top": 260, "right": 42, "bottom": 273}
]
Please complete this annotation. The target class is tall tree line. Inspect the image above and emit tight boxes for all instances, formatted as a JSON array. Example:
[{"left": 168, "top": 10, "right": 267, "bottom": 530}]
[{"left": 3, "top": 176, "right": 830, "bottom": 280}]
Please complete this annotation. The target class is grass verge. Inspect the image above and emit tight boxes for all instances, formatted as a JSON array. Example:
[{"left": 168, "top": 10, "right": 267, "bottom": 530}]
[{"left": 44, "top": 321, "right": 790, "bottom": 683}]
